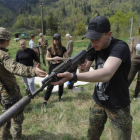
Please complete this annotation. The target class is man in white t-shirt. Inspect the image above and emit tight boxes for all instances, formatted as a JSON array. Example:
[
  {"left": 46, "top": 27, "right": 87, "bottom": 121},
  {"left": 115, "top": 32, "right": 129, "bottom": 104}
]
[
  {"left": 29, "top": 34, "right": 39, "bottom": 65},
  {"left": 29, "top": 34, "right": 39, "bottom": 54}
]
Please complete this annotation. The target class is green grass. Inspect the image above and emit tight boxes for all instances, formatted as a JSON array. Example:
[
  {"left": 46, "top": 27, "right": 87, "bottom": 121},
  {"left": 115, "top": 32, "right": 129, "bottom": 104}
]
[{"left": 0, "top": 37, "right": 139, "bottom": 140}]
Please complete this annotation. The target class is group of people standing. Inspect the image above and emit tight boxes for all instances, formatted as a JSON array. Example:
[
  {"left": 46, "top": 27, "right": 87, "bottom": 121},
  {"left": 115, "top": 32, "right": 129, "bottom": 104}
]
[
  {"left": 16, "top": 32, "right": 74, "bottom": 106},
  {"left": 1, "top": 15, "right": 140, "bottom": 140},
  {"left": 0, "top": 29, "right": 74, "bottom": 140}
]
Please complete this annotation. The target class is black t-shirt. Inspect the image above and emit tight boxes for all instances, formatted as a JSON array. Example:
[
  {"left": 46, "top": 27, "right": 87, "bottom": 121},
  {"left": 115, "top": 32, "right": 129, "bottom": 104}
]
[
  {"left": 16, "top": 48, "right": 39, "bottom": 66},
  {"left": 48, "top": 46, "right": 67, "bottom": 58},
  {"left": 87, "top": 38, "right": 131, "bottom": 108}
]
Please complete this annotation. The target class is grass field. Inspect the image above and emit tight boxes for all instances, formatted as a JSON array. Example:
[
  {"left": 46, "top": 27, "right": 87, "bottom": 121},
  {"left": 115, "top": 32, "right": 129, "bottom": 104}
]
[{"left": 0, "top": 37, "right": 140, "bottom": 140}]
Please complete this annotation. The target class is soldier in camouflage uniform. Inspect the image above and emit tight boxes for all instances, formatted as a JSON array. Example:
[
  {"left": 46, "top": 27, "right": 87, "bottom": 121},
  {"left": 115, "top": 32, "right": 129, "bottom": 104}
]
[
  {"left": 0, "top": 27, "right": 47, "bottom": 140},
  {"left": 38, "top": 33, "right": 48, "bottom": 66}
]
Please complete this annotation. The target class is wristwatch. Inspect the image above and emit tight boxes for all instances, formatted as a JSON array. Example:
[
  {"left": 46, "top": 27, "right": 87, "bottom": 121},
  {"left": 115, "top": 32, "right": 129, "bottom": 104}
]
[{"left": 69, "top": 72, "right": 77, "bottom": 83}]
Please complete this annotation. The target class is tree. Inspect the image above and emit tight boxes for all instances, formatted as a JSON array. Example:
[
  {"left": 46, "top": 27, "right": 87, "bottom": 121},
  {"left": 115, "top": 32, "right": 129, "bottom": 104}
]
[
  {"left": 29, "top": 5, "right": 31, "bottom": 14},
  {"left": 75, "top": 1, "right": 77, "bottom": 7},
  {"left": 87, "top": 17, "right": 90, "bottom": 24},
  {"left": 47, "top": 13, "right": 58, "bottom": 35},
  {"left": 62, "top": 6, "right": 67, "bottom": 16},
  {"left": 109, "top": 11, "right": 135, "bottom": 37},
  {"left": 75, "top": 22, "right": 86, "bottom": 36},
  {"left": 84, "top": 5, "right": 86, "bottom": 15},
  {"left": 43, "top": 20, "right": 46, "bottom": 35}
]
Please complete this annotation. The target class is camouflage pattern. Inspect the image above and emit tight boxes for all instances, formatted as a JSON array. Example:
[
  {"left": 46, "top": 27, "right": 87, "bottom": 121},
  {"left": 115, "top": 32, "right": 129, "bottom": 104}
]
[
  {"left": 66, "top": 39, "right": 73, "bottom": 57},
  {"left": 0, "top": 27, "right": 11, "bottom": 40},
  {"left": 1, "top": 86, "right": 24, "bottom": 140},
  {"left": 38, "top": 38, "right": 48, "bottom": 66},
  {"left": 128, "top": 60, "right": 140, "bottom": 94},
  {"left": 0, "top": 48, "right": 36, "bottom": 86},
  {"left": 87, "top": 101, "right": 132, "bottom": 140},
  {"left": 0, "top": 45, "right": 36, "bottom": 139}
]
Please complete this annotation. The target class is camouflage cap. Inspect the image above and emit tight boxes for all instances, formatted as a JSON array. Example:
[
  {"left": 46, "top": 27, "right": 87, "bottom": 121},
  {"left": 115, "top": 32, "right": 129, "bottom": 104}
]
[{"left": 0, "top": 27, "right": 11, "bottom": 40}]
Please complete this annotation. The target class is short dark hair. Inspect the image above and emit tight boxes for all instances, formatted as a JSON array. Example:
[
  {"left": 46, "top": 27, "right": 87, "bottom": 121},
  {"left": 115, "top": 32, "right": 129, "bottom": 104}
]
[
  {"left": 31, "top": 34, "right": 35, "bottom": 39},
  {"left": 0, "top": 39, "right": 6, "bottom": 44}
]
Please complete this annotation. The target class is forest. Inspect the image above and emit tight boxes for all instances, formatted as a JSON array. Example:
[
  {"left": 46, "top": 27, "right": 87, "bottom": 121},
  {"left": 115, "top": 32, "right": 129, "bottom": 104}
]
[{"left": 0, "top": 0, "right": 140, "bottom": 38}]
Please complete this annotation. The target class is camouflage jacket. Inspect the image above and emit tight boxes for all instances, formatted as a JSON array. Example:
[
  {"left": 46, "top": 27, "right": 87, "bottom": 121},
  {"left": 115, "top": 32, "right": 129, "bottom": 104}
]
[
  {"left": 0, "top": 47, "right": 36, "bottom": 86},
  {"left": 38, "top": 38, "right": 48, "bottom": 52},
  {"left": 66, "top": 39, "right": 73, "bottom": 57}
]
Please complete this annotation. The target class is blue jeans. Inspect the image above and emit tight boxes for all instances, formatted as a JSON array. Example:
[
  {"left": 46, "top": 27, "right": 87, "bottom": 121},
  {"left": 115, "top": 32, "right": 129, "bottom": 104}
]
[{"left": 22, "top": 77, "right": 35, "bottom": 93}]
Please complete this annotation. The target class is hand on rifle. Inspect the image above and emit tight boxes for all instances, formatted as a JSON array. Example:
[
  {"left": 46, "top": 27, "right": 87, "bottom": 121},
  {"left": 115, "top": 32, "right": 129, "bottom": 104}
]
[
  {"left": 51, "top": 72, "right": 73, "bottom": 86},
  {"left": 78, "top": 60, "right": 87, "bottom": 72}
]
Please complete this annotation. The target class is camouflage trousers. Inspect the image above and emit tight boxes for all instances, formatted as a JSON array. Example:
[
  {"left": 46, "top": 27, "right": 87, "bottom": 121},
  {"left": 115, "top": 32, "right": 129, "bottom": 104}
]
[
  {"left": 0, "top": 85, "right": 24, "bottom": 140},
  {"left": 87, "top": 101, "right": 132, "bottom": 140},
  {"left": 128, "top": 60, "right": 140, "bottom": 94},
  {"left": 40, "top": 50, "right": 47, "bottom": 66}
]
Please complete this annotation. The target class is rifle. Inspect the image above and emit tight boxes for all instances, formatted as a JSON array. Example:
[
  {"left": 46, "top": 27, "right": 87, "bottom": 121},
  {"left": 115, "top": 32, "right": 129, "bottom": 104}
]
[{"left": 0, "top": 46, "right": 93, "bottom": 127}]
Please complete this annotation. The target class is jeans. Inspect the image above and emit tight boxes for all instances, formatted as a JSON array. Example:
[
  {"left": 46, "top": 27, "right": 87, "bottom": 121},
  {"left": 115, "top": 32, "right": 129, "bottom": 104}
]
[{"left": 22, "top": 77, "right": 35, "bottom": 93}]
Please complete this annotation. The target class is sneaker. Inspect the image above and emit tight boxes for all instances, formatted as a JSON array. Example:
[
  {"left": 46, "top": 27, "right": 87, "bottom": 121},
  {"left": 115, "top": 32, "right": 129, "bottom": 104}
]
[
  {"left": 133, "top": 95, "right": 138, "bottom": 101},
  {"left": 43, "top": 102, "right": 47, "bottom": 106},
  {"left": 67, "top": 84, "right": 73, "bottom": 89},
  {"left": 58, "top": 97, "right": 62, "bottom": 102},
  {"left": 80, "top": 87, "right": 86, "bottom": 91},
  {"left": 72, "top": 87, "right": 84, "bottom": 93}
]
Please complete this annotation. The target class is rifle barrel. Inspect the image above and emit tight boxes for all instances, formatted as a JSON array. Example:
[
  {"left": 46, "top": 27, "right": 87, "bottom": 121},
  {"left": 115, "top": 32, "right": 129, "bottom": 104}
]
[{"left": 0, "top": 96, "right": 31, "bottom": 127}]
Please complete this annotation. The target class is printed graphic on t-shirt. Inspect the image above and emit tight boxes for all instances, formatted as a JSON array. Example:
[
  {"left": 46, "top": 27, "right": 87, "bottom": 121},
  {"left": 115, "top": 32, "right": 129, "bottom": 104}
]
[
  {"left": 95, "top": 58, "right": 109, "bottom": 101},
  {"left": 136, "top": 44, "right": 140, "bottom": 55},
  {"left": 96, "top": 82, "right": 109, "bottom": 100}
]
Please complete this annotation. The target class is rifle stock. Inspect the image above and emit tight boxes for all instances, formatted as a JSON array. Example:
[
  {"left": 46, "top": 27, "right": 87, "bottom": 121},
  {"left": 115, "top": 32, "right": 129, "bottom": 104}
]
[{"left": 0, "top": 47, "right": 93, "bottom": 127}]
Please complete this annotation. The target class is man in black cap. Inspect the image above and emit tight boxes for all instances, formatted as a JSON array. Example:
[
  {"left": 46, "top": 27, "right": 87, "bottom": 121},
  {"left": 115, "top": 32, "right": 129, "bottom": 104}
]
[{"left": 51, "top": 16, "right": 132, "bottom": 140}]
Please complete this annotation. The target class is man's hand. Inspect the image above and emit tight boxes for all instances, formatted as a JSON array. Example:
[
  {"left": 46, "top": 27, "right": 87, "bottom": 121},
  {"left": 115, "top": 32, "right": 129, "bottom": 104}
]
[
  {"left": 41, "top": 43, "right": 45, "bottom": 48},
  {"left": 51, "top": 72, "right": 73, "bottom": 86},
  {"left": 35, "top": 63, "right": 47, "bottom": 77},
  {"left": 36, "top": 50, "right": 39, "bottom": 53},
  {"left": 78, "top": 60, "right": 87, "bottom": 71}
]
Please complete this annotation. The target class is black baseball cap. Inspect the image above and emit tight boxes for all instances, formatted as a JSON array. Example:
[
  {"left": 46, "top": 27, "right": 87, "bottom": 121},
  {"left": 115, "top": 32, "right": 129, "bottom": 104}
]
[
  {"left": 82, "top": 16, "right": 110, "bottom": 40},
  {"left": 53, "top": 33, "right": 61, "bottom": 40}
]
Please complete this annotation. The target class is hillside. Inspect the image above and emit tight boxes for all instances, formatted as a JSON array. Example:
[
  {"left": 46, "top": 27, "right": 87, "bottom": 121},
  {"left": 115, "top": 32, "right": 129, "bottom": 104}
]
[{"left": 0, "top": 0, "right": 140, "bottom": 37}]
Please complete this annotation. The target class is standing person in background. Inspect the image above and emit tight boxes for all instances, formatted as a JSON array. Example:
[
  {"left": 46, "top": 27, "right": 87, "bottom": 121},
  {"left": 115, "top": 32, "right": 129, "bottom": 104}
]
[
  {"left": 0, "top": 27, "right": 47, "bottom": 140},
  {"left": 16, "top": 39, "right": 40, "bottom": 94},
  {"left": 65, "top": 33, "right": 76, "bottom": 89},
  {"left": 65, "top": 34, "right": 73, "bottom": 57},
  {"left": 43, "top": 33, "right": 68, "bottom": 105},
  {"left": 52, "top": 16, "right": 132, "bottom": 140},
  {"left": 29, "top": 34, "right": 39, "bottom": 54},
  {"left": 29, "top": 34, "right": 39, "bottom": 66},
  {"left": 38, "top": 33, "right": 48, "bottom": 66},
  {"left": 128, "top": 26, "right": 140, "bottom": 100}
]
